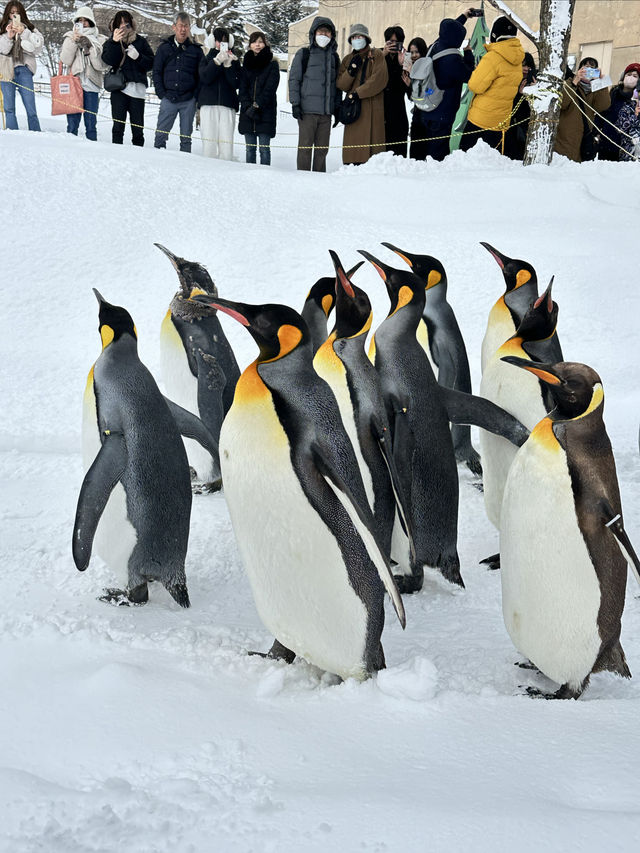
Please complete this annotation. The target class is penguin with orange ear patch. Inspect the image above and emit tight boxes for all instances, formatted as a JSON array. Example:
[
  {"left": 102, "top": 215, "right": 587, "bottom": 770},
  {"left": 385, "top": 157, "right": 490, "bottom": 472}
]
[
  {"left": 190, "top": 294, "right": 405, "bottom": 681},
  {"left": 500, "top": 359, "right": 640, "bottom": 699},
  {"left": 156, "top": 243, "right": 240, "bottom": 489},
  {"left": 301, "top": 261, "right": 363, "bottom": 353},
  {"left": 381, "top": 242, "right": 481, "bottom": 476},
  {"left": 480, "top": 242, "right": 562, "bottom": 372}
]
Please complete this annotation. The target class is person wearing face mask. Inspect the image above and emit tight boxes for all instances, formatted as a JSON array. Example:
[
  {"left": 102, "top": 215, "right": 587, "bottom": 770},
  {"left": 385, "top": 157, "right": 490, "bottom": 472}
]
[
  {"left": 288, "top": 15, "right": 340, "bottom": 171},
  {"left": 554, "top": 56, "right": 610, "bottom": 162},
  {"left": 598, "top": 63, "right": 640, "bottom": 162},
  {"left": 336, "top": 23, "right": 388, "bottom": 165}
]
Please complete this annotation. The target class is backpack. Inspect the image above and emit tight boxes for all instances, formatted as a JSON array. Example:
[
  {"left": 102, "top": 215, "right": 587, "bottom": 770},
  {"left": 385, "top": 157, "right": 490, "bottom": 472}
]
[{"left": 410, "top": 45, "right": 461, "bottom": 112}]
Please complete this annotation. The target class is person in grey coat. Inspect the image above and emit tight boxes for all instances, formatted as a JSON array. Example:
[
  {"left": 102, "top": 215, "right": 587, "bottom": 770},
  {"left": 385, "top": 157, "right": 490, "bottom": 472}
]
[{"left": 288, "top": 15, "right": 340, "bottom": 171}]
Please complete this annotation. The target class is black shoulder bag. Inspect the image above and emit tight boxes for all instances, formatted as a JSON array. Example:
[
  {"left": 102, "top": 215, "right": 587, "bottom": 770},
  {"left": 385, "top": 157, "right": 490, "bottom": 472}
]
[
  {"left": 336, "top": 56, "right": 369, "bottom": 125},
  {"left": 104, "top": 44, "right": 127, "bottom": 93}
]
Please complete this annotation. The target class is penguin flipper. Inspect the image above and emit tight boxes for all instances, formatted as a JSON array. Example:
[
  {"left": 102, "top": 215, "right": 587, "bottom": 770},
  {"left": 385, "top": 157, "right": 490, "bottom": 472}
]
[
  {"left": 164, "top": 396, "right": 222, "bottom": 485},
  {"left": 600, "top": 498, "right": 640, "bottom": 588},
  {"left": 73, "top": 432, "right": 128, "bottom": 572},
  {"left": 440, "top": 387, "right": 530, "bottom": 448},
  {"left": 389, "top": 395, "right": 415, "bottom": 500},
  {"left": 311, "top": 443, "right": 406, "bottom": 630},
  {"left": 370, "top": 414, "right": 416, "bottom": 565}
]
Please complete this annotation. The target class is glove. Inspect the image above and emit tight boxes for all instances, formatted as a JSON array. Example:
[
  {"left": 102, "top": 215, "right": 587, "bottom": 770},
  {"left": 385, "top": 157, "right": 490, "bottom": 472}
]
[
  {"left": 77, "top": 35, "right": 91, "bottom": 52},
  {"left": 126, "top": 44, "right": 139, "bottom": 60},
  {"left": 245, "top": 105, "right": 260, "bottom": 120},
  {"left": 347, "top": 54, "right": 363, "bottom": 77},
  {"left": 292, "top": 104, "right": 303, "bottom": 120}
]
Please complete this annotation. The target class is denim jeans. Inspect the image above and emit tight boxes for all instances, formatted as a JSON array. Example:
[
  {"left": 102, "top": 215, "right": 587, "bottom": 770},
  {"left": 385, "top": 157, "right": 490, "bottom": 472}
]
[
  {"left": 66, "top": 90, "right": 99, "bottom": 141},
  {"left": 154, "top": 96, "right": 197, "bottom": 152},
  {"left": 245, "top": 132, "right": 271, "bottom": 165},
  {"left": 0, "top": 65, "right": 41, "bottom": 131}
]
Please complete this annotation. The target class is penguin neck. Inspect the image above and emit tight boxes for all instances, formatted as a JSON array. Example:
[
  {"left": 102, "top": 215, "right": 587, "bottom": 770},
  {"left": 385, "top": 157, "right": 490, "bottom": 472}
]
[
  {"left": 301, "top": 303, "right": 329, "bottom": 351},
  {"left": 101, "top": 334, "right": 139, "bottom": 361},
  {"left": 505, "top": 281, "right": 537, "bottom": 325},
  {"left": 257, "top": 342, "right": 315, "bottom": 394}
]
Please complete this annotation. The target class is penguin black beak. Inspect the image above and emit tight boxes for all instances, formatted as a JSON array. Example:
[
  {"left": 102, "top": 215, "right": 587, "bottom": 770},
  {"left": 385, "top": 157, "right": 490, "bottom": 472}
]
[
  {"left": 501, "top": 356, "right": 563, "bottom": 386},
  {"left": 358, "top": 249, "right": 391, "bottom": 282},
  {"left": 346, "top": 260, "right": 364, "bottom": 279},
  {"left": 480, "top": 242, "right": 508, "bottom": 270},
  {"left": 533, "top": 276, "right": 555, "bottom": 312},
  {"left": 329, "top": 250, "right": 355, "bottom": 298},
  {"left": 93, "top": 288, "right": 106, "bottom": 305},
  {"left": 191, "top": 294, "right": 250, "bottom": 326},
  {"left": 380, "top": 241, "right": 415, "bottom": 270},
  {"left": 154, "top": 242, "right": 181, "bottom": 271}
]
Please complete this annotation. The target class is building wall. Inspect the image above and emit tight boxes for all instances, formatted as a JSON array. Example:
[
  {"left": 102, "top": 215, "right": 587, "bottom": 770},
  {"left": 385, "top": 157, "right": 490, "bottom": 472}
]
[{"left": 288, "top": 0, "right": 640, "bottom": 86}]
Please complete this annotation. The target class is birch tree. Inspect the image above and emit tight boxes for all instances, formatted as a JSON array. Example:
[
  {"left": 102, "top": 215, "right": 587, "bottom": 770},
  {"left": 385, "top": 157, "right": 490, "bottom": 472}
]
[{"left": 485, "top": 0, "right": 577, "bottom": 165}]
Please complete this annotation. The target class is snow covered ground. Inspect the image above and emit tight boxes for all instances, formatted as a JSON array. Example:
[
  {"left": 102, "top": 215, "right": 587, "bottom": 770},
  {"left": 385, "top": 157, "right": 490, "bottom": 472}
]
[{"left": 1, "top": 87, "right": 640, "bottom": 852}]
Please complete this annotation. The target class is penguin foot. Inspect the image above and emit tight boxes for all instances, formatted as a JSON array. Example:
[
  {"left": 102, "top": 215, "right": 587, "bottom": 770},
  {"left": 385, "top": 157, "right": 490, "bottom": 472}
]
[
  {"left": 393, "top": 568, "right": 424, "bottom": 594},
  {"left": 165, "top": 581, "right": 190, "bottom": 609},
  {"left": 99, "top": 586, "right": 148, "bottom": 607},
  {"left": 189, "top": 467, "right": 198, "bottom": 481},
  {"left": 248, "top": 638, "right": 296, "bottom": 664},
  {"left": 460, "top": 450, "right": 483, "bottom": 478},
  {"left": 523, "top": 685, "right": 581, "bottom": 701},
  {"left": 471, "top": 480, "right": 484, "bottom": 492},
  {"left": 480, "top": 553, "right": 500, "bottom": 571},
  {"left": 192, "top": 478, "right": 223, "bottom": 495},
  {"left": 515, "top": 660, "right": 541, "bottom": 672}
]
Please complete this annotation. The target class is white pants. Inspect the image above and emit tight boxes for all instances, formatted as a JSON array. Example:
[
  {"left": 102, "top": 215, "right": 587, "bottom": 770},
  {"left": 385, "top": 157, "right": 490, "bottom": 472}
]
[{"left": 200, "top": 105, "right": 235, "bottom": 160}]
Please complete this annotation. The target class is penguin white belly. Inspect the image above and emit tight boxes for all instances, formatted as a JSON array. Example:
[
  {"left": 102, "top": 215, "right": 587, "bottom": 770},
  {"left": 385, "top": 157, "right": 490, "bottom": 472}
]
[
  {"left": 220, "top": 399, "right": 369, "bottom": 681},
  {"left": 313, "top": 359, "right": 375, "bottom": 511},
  {"left": 416, "top": 320, "right": 438, "bottom": 379},
  {"left": 160, "top": 312, "right": 215, "bottom": 481},
  {"left": 500, "top": 436, "right": 602, "bottom": 689},
  {"left": 481, "top": 301, "right": 515, "bottom": 373},
  {"left": 480, "top": 357, "right": 546, "bottom": 528},
  {"left": 82, "top": 375, "right": 137, "bottom": 586}
]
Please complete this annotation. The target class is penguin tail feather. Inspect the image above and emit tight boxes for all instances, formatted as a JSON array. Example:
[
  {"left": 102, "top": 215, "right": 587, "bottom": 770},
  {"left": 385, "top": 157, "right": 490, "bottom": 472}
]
[
  {"left": 593, "top": 641, "right": 631, "bottom": 679},
  {"left": 166, "top": 580, "right": 191, "bottom": 609}
]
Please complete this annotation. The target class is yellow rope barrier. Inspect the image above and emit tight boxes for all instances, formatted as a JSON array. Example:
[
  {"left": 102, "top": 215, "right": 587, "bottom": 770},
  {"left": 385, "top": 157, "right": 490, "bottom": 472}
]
[{"left": 560, "top": 80, "right": 639, "bottom": 161}]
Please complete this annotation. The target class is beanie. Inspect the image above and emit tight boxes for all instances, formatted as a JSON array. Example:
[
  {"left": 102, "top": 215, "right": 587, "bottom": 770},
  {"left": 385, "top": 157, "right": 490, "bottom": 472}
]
[
  {"left": 348, "top": 23, "right": 370, "bottom": 44},
  {"left": 624, "top": 63, "right": 640, "bottom": 77},
  {"left": 490, "top": 16, "right": 517, "bottom": 43}
]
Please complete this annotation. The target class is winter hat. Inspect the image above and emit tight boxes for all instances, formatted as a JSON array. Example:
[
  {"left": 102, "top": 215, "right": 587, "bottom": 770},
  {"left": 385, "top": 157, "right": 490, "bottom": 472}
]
[
  {"left": 623, "top": 63, "right": 640, "bottom": 78},
  {"left": 490, "top": 16, "right": 517, "bottom": 43},
  {"left": 74, "top": 6, "right": 96, "bottom": 27},
  {"left": 348, "top": 23, "right": 370, "bottom": 44}
]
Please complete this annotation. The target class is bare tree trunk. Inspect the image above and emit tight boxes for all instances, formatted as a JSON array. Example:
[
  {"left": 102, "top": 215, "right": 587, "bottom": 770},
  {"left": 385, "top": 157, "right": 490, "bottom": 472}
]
[{"left": 524, "top": 0, "right": 576, "bottom": 165}]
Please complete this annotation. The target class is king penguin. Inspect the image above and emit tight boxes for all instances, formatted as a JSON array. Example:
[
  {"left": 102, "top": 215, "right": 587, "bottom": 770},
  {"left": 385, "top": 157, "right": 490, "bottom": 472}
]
[
  {"left": 156, "top": 243, "right": 240, "bottom": 488},
  {"left": 190, "top": 293, "right": 405, "bottom": 681},
  {"left": 499, "top": 358, "right": 640, "bottom": 699},
  {"left": 381, "top": 242, "right": 481, "bottom": 476},
  {"left": 74, "top": 290, "right": 221, "bottom": 607},
  {"left": 301, "top": 261, "right": 364, "bottom": 353},
  {"left": 480, "top": 242, "right": 562, "bottom": 372},
  {"left": 360, "top": 251, "right": 532, "bottom": 593},
  {"left": 480, "top": 278, "right": 560, "bottom": 532},
  {"left": 312, "top": 250, "right": 414, "bottom": 561}
]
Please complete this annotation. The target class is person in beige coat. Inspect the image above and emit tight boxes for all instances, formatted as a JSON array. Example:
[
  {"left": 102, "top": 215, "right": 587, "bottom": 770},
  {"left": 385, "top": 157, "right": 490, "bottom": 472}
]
[
  {"left": 0, "top": 1, "right": 44, "bottom": 130},
  {"left": 337, "top": 23, "right": 388, "bottom": 165},
  {"left": 59, "top": 5, "right": 107, "bottom": 140}
]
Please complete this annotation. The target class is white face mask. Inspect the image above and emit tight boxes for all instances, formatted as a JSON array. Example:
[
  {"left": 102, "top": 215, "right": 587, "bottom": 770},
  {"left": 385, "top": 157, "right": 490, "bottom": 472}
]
[
  {"left": 351, "top": 37, "right": 366, "bottom": 51},
  {"left": 315, "top": 34, "right": 330, "bottom": 48},
  {"left": 624, "top": 74, "right": 638, "bottom": 89}
]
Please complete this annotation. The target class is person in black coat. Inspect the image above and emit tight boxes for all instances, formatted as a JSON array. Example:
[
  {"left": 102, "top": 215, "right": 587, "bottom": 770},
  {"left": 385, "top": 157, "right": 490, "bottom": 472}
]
[
  {"left": 102, "top": 10, "right": 154, "bottom": 147},
  {"left": 199, "top": 26, "right": 240, "bottom": 160},
  {"left": 403, "top": 37, "right": 428, "bottom": 160},
  {"left": 152, "top": 12, "right": 203, "bottom": 152},
  {"left": 238, "top": 31, "right": 280, "bottom": 165},
  {"left": 503, "top": 52, "right": 535, "bottom": 161},
  {"left": 382, "top": 25, "right": 408, "bottom": 156},
  {"left": 408, "top": 13, "right": 474, "bottom": 161}
]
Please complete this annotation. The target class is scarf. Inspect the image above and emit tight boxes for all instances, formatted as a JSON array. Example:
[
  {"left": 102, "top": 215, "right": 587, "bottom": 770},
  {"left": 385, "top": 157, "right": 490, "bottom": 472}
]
[
  {"left": 243, "top": 47, "right": 273, "bottom": 71},
  {"left": 11, "top": 31, "right": 24, "bottom": 67}
]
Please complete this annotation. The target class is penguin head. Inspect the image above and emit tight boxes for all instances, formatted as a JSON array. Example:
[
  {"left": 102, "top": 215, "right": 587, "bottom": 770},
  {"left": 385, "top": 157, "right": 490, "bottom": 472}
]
[
  {"left": 358, "top": 249, "right": 425, "bottom": 316},
  {"left": 190, "top": 295, "right": 309, "bottom": 362},
  {"left": 329, "top": 251, "right": 371, "bottom": 339},
  {"left": 381, "top": 242, "right": 447, "bottom": 293},
  {"left": 155, "top": 243, "right": 218, "bottom": 300},
  {"left": 501, "top": 358, "right": 603, "bottom": 420},
  {"left": 480, "top": 242, "right": 537, "bottom": 292},
  {"left": 93, "top": 289, "right": 137, "bottom": 350},
  {"left": 304, "top": 260, "right": 364, "bottom": 320},
  {"left": 514, "top": 277, "right": 558, "bottom": 342}
]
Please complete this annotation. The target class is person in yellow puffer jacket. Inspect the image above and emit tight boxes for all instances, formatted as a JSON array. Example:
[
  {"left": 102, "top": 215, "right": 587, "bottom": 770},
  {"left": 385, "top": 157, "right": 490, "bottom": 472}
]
[{"left": 460, "top": 16, "right": 524, "bottom": 153}]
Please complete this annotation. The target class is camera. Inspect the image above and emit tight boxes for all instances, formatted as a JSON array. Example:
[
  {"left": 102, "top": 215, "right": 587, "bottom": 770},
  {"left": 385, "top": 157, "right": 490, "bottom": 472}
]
[
  {"left": 583, "top": 67, "right": 600, "bottom": 80},
  {"left": 467, "top": 8, "right": 484, "bottom": 17}
]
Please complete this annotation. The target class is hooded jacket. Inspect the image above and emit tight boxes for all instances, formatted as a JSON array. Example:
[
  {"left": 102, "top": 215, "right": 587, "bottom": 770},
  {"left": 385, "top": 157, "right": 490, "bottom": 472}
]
[
  {"left": 467, "top": 37, "right": 524, "bottom": 130},
  {"left": 288, "top": 16, "right": 340, "bottom": 115},
  {"left": 425, "top": 16, "right": 474, "bottom": 125},
  {"left": 153, "top": 34, "right": 203, "bottom": 102}
]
